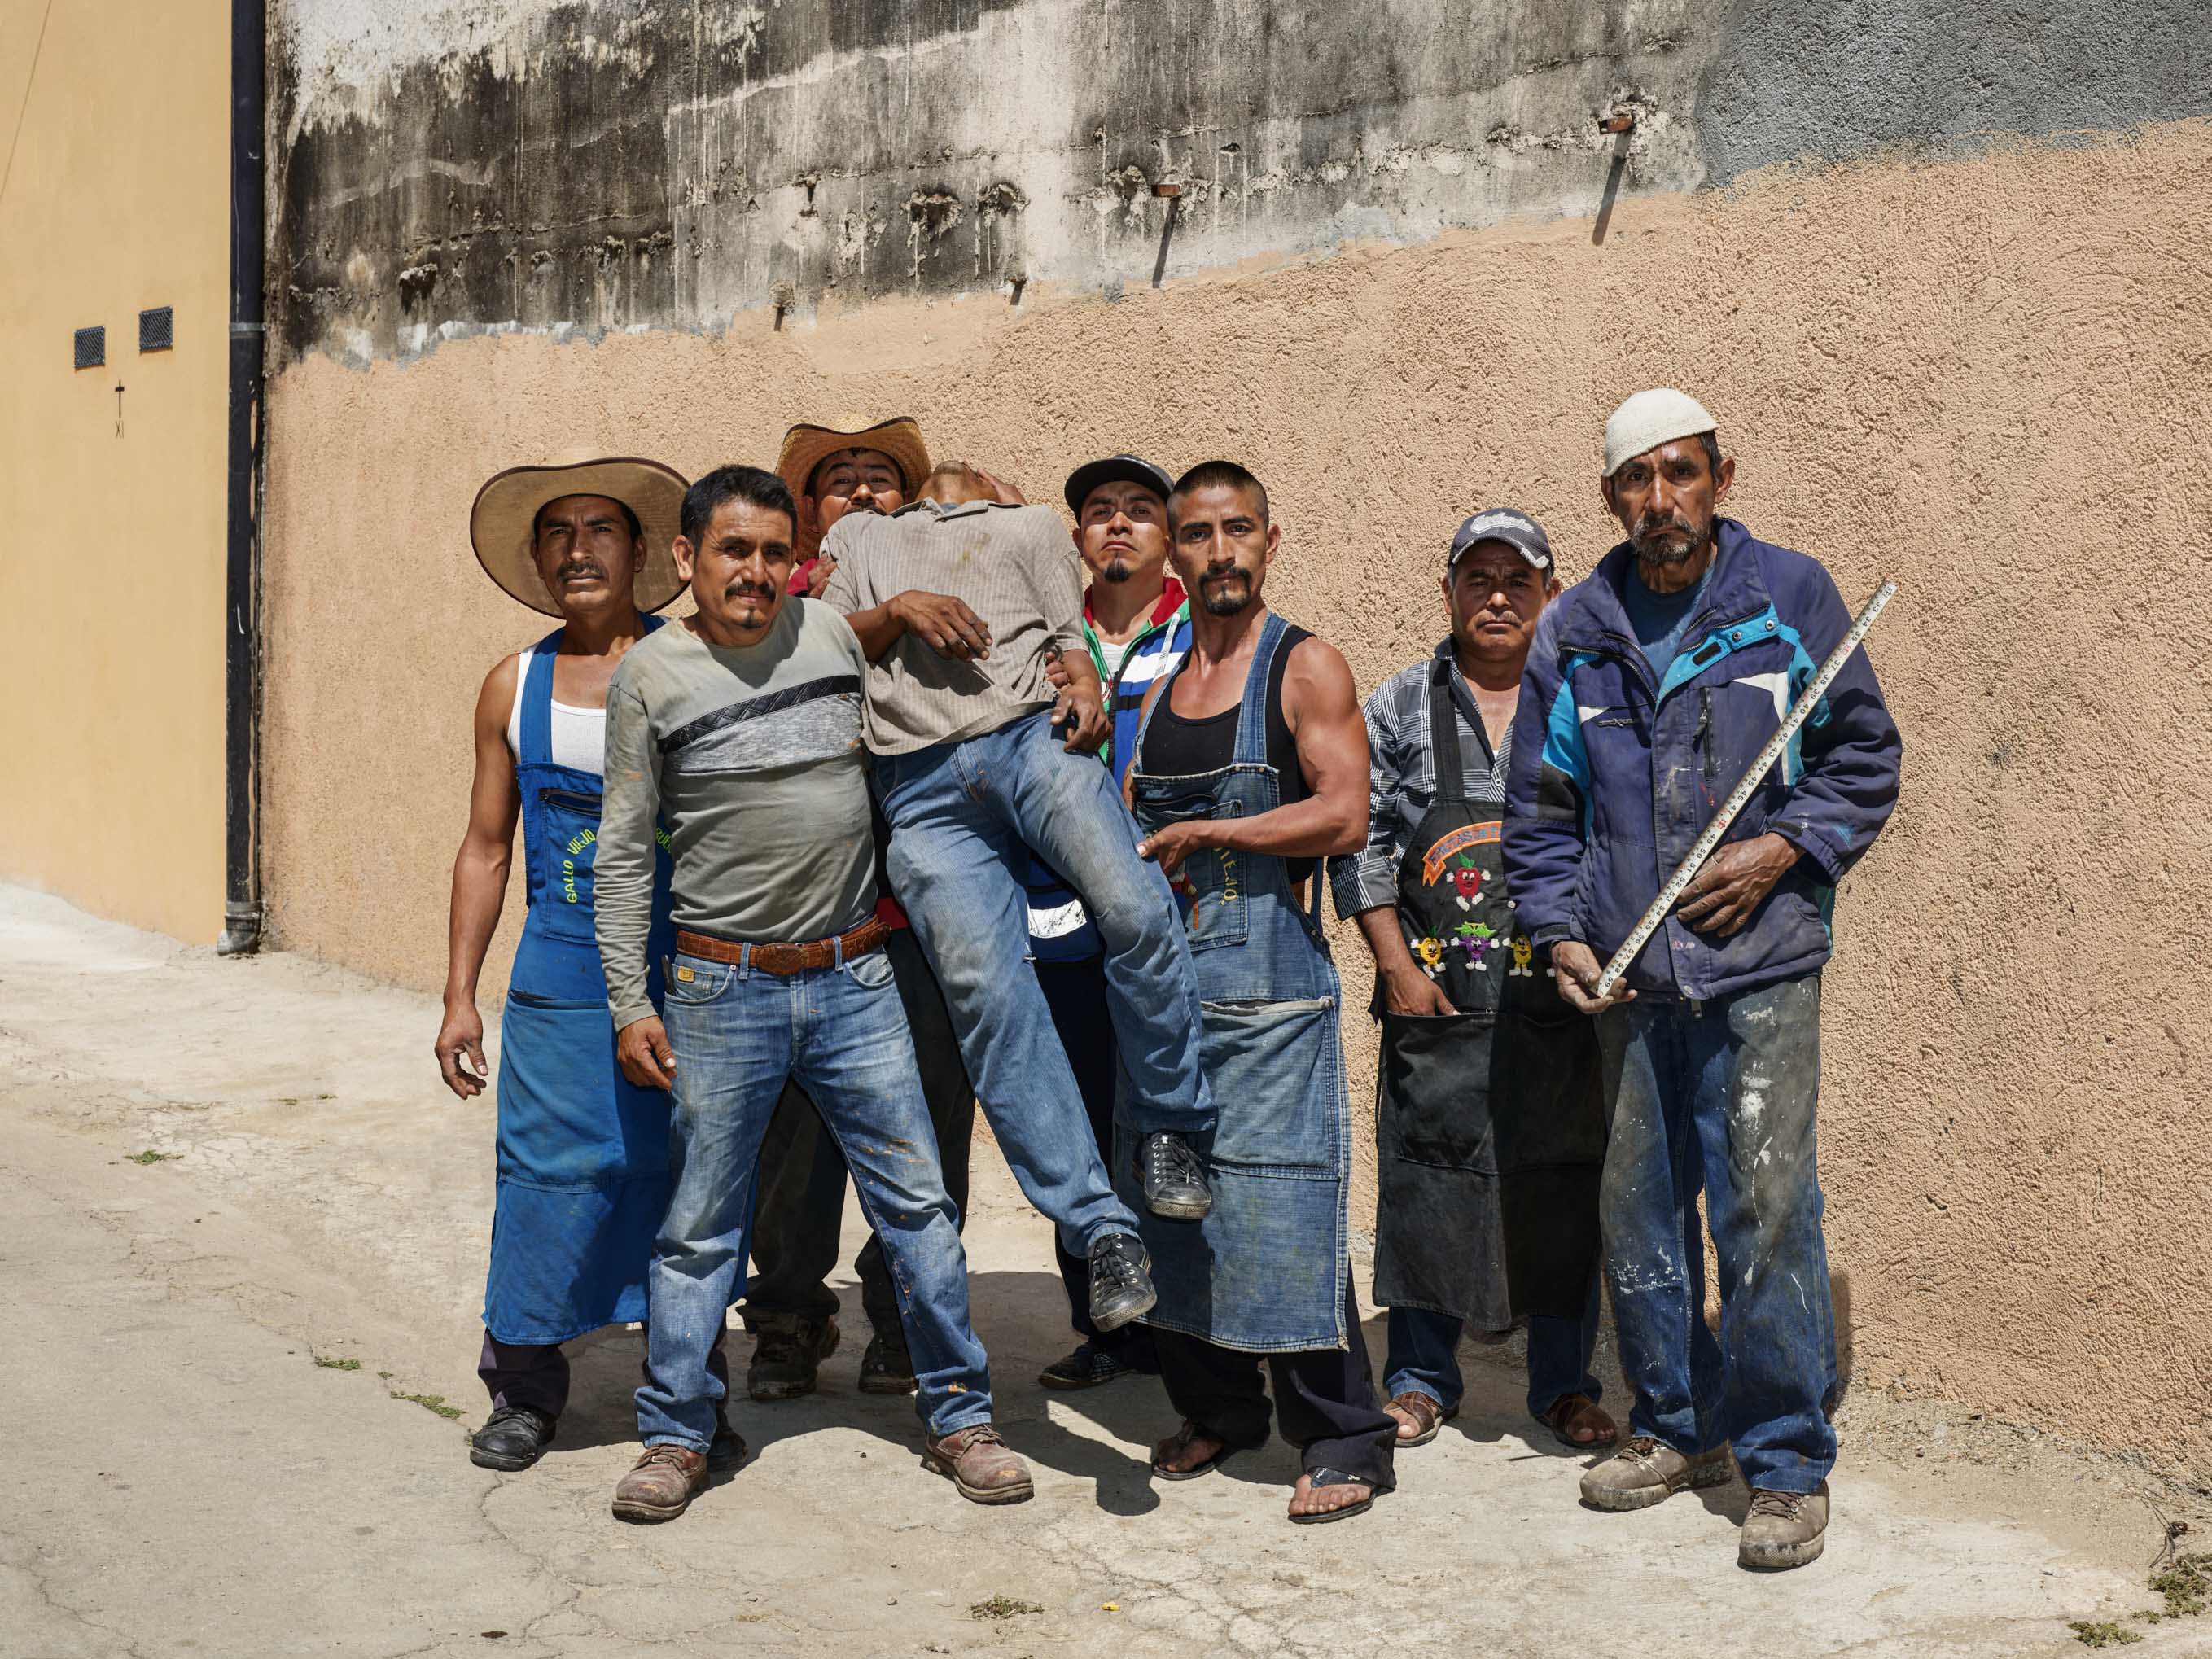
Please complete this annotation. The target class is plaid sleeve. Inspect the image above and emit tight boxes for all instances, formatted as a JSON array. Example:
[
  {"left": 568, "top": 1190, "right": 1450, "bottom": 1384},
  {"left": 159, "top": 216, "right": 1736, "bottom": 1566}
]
[{"left": 1329, "top": 679, "right": 1410, "bottom": 920}]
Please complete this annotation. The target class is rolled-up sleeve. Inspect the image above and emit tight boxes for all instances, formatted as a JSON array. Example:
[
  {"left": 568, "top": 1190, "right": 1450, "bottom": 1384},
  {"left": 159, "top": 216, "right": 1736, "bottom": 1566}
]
[
  {"left": 1329, "top": 684, "right": 1408, "bottom": 921},
  {"left": 594, "top": 677, "right": 661, "bottom": 1031}
]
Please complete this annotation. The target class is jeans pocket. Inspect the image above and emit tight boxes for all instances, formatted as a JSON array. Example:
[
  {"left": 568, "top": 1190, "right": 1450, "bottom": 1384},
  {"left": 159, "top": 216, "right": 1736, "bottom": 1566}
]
[
  {"left": 847, "top": 948, "right": 895, "bottom": 991},
  {"left": 662, "top": 952, "right": 732, "bottom": 1005}
]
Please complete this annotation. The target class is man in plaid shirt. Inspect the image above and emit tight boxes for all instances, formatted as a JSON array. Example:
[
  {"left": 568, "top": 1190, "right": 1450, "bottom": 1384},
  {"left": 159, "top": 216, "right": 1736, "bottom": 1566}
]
[{"left": 1327, "top": 509, "right": 1616, "bottom": 1458}]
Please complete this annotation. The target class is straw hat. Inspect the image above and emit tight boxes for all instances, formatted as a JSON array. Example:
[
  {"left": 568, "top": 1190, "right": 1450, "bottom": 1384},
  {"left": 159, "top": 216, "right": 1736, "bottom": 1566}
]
[
  {"left": 773, "top": 416, "right": 931, "bottom": 505},
  {"left": 469, "top": 450, "right": 690, "bottom": 616}
]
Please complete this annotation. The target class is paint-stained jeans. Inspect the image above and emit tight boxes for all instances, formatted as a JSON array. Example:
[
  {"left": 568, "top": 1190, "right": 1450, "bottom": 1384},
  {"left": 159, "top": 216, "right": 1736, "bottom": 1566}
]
[
  {"left": 1596, "top": 973, "right": 1837, "bottom": 1495},
  {"left": 873, "top": 709, "right": 1213, "bottom": 1259},
  {"left": 636, "top": 946, "right": 993, "bottom": 1448}
]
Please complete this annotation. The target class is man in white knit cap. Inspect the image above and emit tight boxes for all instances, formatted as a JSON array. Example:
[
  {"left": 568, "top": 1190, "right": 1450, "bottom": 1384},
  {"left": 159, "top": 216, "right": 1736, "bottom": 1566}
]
[{"left": 1505, "top": 389, "right": 1903, "bottom": 1570}]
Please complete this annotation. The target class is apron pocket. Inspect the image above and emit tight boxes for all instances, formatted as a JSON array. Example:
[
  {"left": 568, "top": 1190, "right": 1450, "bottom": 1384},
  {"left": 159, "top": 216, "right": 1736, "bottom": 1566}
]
[
  {"left": 1198, "top": 996, "right": 1339, "bottom": 1174},
  {"left": 1378, "top": 1009, "right": 1500, "bottom": 1173},
  {"left": 497, "top": 991, "right": 672, "bottom": 1188}
]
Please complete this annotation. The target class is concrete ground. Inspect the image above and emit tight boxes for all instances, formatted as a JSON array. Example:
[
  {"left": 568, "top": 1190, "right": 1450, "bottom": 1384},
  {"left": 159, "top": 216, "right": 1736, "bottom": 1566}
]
[{"left": 2, "top": 885, "right": 2205, "bottom": 1659}]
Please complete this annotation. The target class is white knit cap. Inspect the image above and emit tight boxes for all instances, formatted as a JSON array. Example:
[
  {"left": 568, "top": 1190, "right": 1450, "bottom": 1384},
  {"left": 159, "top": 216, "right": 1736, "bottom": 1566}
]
[{"left": 1603, "top": 388, "right": 1719, "bottom": 478}]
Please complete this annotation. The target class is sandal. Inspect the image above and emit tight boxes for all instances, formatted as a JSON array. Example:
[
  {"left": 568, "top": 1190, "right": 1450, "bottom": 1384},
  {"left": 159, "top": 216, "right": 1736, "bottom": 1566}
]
[
  {"left": 1385, "top": 1390, "right": 1457, "bottom": 1448},
  {"left": 1151, "top": 1420, "right": 1247, "bottom": 1482},
  {"left": 1537, "top": 1392, "right": 1618, "bottom": 1449},
  {"left": 1288, "top": 1467, "right": 1379, "bottom": 1525}
]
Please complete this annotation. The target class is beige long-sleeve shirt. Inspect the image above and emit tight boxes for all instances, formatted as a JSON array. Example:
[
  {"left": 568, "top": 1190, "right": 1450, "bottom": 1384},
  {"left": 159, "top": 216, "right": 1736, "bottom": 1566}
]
[{"left": 821, "top": 498, "right": 1088, "bottom": 755}]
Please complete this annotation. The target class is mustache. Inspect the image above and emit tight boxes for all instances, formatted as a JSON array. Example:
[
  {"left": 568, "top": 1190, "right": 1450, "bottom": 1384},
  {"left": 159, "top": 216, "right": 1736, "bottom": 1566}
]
[
  {"left": 1630, "top": 510, "right": 1706, "bottom": 565},
  {"left": 722, "top": 581, "right": 779, "bottom": 602},
  {"left": 556, "top": 562, "right": 606, "bottom": 581}
]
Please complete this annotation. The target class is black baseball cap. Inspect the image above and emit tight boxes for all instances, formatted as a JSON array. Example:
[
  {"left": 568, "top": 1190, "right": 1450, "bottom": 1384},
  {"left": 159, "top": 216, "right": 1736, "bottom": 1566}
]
[
  {"left": 1063, "top": 454, "right": 1174, "bottom": 518},
  {"left": 1448, "top": 507, "right": 1553, "bottom": 573}
]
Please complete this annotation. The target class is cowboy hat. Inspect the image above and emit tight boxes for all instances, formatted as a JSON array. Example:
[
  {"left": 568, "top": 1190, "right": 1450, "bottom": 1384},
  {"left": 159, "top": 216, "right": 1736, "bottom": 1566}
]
[
  {"left": 774, "top": 416, "right": 931, "bottom": 504},
  {"left": 469, "top": 450, "right": 690, "bottom": 616}
]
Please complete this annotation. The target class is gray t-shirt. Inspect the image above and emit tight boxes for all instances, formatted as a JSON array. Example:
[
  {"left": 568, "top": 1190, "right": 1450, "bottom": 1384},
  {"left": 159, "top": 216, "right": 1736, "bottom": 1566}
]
[
  {"left": 595, "top": 601, "right": 877, "bottom": 1029},
  {"left": 821, "top": 498, "right": 1088, "bottom": 755}
]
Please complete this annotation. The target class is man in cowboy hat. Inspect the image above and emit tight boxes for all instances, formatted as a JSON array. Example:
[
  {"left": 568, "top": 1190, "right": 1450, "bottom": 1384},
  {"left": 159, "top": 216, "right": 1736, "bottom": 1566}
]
[
  {"left": 725, "top": 418, "right": 988, "bottom": 1405},
  {"left": 435, "top": 451, "right": 738, "bottom": 1474}
]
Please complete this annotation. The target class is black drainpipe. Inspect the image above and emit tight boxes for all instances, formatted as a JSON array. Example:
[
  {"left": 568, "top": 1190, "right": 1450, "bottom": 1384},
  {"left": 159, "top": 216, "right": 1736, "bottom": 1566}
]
[{"left": 218, "top": 0, "right": 267, "bottom": 956}]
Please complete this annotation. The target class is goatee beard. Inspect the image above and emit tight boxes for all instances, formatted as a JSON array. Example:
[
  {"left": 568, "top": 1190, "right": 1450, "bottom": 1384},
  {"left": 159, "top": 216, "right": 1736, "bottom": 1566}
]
[{"left": 1101, "top": 558, "right": 1132, "bottom": 583}]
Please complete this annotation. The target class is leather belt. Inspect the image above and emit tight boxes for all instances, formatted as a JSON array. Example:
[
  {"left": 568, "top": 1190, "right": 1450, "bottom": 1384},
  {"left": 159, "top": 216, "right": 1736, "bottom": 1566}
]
[{"left": 675, "top": 917, "right": 889, "bottom": 977}]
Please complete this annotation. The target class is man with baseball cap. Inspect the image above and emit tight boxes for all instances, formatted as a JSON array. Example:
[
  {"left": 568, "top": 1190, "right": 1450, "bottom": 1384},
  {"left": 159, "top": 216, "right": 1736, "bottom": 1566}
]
[
  {"left": 1505, "top": 389, "right": 1902, "bottom": 1569},
  {"left": 435, "top": 450, "right": 738, "bottom": 1474},
  {"left": 1329, "top": 509, "right": 1613, "bottom": 1462},
  {"left": 1026, "top": 454, "right": 1191, "bottom": 1390},
  {"left": 734, "top": 414, "right": 981, "bottom": 1405}
]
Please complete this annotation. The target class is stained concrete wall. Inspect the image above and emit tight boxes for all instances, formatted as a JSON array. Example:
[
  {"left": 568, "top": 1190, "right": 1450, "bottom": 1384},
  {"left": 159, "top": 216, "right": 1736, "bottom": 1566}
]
[
  {"left": 255, "top": 0, "right": 2212, "bottom": 1469},
  {"left": 0, "top": 0, "right": 231, "bottom": 942}
]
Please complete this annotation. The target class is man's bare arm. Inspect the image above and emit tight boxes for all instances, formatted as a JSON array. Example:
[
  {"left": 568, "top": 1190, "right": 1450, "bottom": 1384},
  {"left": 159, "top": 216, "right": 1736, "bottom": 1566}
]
[
  {"left": 839, "top": 592, "right": 995, "bottom": 663},
  {"left": 435, "top": 658, "right": 523, "bottom": 1099}
]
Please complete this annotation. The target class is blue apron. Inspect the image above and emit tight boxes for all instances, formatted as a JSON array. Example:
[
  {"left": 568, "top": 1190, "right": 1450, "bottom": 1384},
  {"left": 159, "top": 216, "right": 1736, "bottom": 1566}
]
[
  {"left": 1116, "top": 611, "right": 1351, "bottom": 1353},
  {"left": 483, "top": 624, "right": 678, "bottom": 1346}
]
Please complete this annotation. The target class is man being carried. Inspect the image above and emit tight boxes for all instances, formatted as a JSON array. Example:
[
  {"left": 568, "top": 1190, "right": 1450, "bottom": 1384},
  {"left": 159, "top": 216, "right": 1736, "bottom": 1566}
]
[
  {"left": 1329, "top": 510, "right": 1614, "bottom": 1458},
  {"left": 597, "top": 466, "right": 1021, "bottom": 1523},
  {"left": 436, "top": 452, "right": 739, "bottom": 1474},
  {"left": 1027, "top": 455, "right": 1189, "bottom": 1392},
  {"left": 734, "top": 417, "right": 979, "bottom": 1406},
  {"left": 821, "top": 461, "right": 1217, "bottom": 1337},
  {"left": 1124, "top": 461, "right": 1397, "bottom": 1525},
  {"left": 1505, "top": 390, "right": 1902, "bottom": 1569}
]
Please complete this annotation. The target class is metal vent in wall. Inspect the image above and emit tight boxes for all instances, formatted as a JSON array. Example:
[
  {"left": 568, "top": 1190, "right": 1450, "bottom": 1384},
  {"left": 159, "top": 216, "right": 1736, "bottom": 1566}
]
[
  {"left": 138, "top": 306, "right": 173, "bottom": 352},
  {"left": 74, "top": 326, "right": 105, "bottom": 369}
]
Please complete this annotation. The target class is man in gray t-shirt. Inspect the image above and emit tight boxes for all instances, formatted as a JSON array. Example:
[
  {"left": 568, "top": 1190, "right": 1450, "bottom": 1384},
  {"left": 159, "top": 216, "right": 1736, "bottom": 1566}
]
[
  {"left": 821, "top": 476, "right": 1220, "bottom": 1329},
  {"left": 594, "top": 465, "right": 1027, "bottom": 1523}
]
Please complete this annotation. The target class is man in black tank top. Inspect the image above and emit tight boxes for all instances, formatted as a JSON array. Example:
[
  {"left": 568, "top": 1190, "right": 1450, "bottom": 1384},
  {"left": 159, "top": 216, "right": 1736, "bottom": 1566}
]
[{"left": 1129, "top": 462, "right": 1400, "bottom": 1524}]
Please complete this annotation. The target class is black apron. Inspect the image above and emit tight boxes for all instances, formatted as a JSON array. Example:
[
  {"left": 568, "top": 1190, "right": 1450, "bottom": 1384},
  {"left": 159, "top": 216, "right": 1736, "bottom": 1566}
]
[{"left": 1369, "top": 657, "right": 1607, "bottom": 1331}]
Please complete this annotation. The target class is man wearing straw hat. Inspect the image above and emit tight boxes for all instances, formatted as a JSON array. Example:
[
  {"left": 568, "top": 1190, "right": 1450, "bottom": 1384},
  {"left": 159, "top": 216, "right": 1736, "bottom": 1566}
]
[
  {"left": 1505, "top": 390, "right": 1902, "bottom": 1569},
  {"left": 435, "top": 452, "right": 739, "bottom": 1476},
  {"left": 726, "top": 416, "right": 986, "bottom": 1405}
]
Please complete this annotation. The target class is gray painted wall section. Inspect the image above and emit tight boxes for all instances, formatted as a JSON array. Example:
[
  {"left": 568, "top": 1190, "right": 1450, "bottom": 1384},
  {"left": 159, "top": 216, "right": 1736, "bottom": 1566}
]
[{"left": 270, "top": 0, "right": 2212, "bottom": 364}]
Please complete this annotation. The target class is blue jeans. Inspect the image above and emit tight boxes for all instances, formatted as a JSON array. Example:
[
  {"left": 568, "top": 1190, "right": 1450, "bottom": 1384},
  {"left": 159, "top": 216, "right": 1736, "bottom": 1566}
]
[
  {"left": 1596, "top": 974, "right": 1836, "bottom": 1494},
  {"left": 635, "top": 945, "right": 993, "bottom": 1447},
  {"left": 874, "top": 710, "right": 1213, "bottom": 1258},
  {"left": 1383, "top": 1276, "right": 1603, "bottom": 1421}
]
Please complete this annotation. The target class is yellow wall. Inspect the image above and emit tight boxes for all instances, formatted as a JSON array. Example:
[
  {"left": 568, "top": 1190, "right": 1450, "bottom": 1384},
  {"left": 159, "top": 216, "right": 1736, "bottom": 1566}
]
[{"left": 0, "top": 0, "right": 230, "bottom": 941}]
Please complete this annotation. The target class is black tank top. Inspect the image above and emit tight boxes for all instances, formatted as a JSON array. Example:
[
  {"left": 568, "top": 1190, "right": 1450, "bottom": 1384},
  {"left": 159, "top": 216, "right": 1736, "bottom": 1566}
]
[{"left": 1145, "top": 624, "right": 1316, "bottom": 885}]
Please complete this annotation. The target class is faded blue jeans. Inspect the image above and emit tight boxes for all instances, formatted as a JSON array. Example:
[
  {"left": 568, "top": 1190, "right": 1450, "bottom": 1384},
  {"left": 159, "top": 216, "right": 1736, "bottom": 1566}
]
[
  {"left": 1383, "top": 1274, "right": 1604, "bottom": 1423},
  {"left": 1596, "top": 973, "right": 1837, "bottom": 1494},
  {"left": 635, "top": 944, "right": 993, "bottom": 1448},
  {"left": 874, "top": 709, "right": 1213, "bottom": 1258}
]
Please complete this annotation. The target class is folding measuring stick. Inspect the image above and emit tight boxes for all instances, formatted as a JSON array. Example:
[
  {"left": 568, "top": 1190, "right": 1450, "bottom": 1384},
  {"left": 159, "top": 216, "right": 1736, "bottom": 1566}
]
[{"left": 1590, "top": 580, "right": 1899, "bottom": 1003}]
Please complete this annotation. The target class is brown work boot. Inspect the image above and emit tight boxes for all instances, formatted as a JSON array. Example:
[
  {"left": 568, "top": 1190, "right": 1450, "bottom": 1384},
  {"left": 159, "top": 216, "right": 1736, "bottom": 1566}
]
[
  {"left": 611, "top": 1443, "right": 710, "bottom": 1523},
  {"left": 747, "top": 1313, "right": 839, "bottom": 1402},
  {"left": 1739, "top": 1482, "right": 1831, "bottom": 1569},
  {"left": 1578, "top": 1435, "right": 1735, "bottom": 1512},
  {"left": 920, "top": 1424, "right": 1034, "bottom": 1505}
]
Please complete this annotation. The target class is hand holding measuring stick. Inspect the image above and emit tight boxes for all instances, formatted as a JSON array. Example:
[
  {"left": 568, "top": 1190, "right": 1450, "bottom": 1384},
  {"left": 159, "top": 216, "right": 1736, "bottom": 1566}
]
[{"left": 1586, "top": 580, "right": 1899, "bottom": 1005}]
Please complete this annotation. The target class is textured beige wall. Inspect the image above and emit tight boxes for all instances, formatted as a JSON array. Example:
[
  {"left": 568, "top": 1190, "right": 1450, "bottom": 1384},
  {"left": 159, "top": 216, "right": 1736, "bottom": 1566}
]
[
  {"left": 261, "top": 122, "right": 2212, "bottom": 1465},
  {"left": 0, "top": 0, "right": 230, "bottom": 941}
]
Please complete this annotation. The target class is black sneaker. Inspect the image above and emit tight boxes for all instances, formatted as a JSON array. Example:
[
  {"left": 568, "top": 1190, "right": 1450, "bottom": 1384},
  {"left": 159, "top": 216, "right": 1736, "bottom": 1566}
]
[
  {"left": 1088, "top": 1233, "right": 1159, "bottom": 1333},
  {"left": 747, "top": 1315, "right": 840, "bottom": 1402},
  {"left": 858, "top": 1329, "right": 918, "bottom": 1395},
  {"left": 470, "top": 1405, "right": 556, "bottom": 1471},
  {"left": 1139, "top": 1132, "right": 1213, "bottom": 1221},
  {"left": 1037, "top": 1341, "right": 1150, "bottom": 1391}
]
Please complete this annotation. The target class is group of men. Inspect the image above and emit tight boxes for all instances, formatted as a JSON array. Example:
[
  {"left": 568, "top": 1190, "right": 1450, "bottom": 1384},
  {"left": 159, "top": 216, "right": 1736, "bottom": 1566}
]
[{"left": 433, "top": 387, "right": 1902, "bottom": 1569}]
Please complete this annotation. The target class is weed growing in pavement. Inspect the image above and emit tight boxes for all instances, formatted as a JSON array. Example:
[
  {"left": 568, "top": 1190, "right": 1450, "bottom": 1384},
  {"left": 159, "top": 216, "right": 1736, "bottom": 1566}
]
[
  {"left": 2067, "top": 1622, "right": 2142, "bottom": 1648},
  {"left": 125, "top": 1149, "right": 181, "bottom": 1164},
  {"left": 391, "top": 1390, "right": 464, "bottom": 1420},
  {"left": 2069, "top": 1551, "right": 2212, "bottom": 1644},
  {"left": 313, "top": 1355, "right": 361, "bottom": 1370},
  {"left": 968, "top": 1596, "right": 1045, "bottom": 1621}
]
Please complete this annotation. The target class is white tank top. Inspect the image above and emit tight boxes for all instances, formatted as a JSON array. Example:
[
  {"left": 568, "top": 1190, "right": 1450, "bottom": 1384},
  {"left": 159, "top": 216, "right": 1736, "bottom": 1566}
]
[{"left": 505, "top": 647, "right": 607, "bottom": 776}]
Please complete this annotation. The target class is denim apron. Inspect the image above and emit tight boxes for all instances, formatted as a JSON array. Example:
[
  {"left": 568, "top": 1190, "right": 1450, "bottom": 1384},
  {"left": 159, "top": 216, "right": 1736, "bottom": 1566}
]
[
  {"left": 1370, "top": 656, "right": 1607, "bottom": 1329},
  {"left": 484, "top": 624, "right": 679, "bottom": 1345},
  {"left": 1117, "top": 611, "right": 1350, "bottom": 1353}
]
